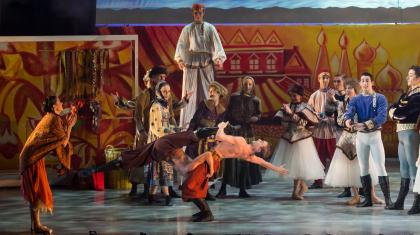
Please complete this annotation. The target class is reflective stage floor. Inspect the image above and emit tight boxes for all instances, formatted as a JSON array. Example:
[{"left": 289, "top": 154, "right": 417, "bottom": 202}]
[{"left": 1, "top": 170, "right": 419, "bottom": 235}]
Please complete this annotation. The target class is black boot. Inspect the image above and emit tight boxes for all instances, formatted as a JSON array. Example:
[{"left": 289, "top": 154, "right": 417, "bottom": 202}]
[
  {"left": 216, "top": 183, "right": 227, "bottom": 198},
  {"left": 94, "top": 158, "right": 122, "bottom": 172},
  {"left": 308, "top": 180, "right": 323, "bottom": 189},
  {"left": 128, "top": 183, "right": 137, "bottom": 196},
  {"left": 139, "top": 183, "right": 149, "bottom": 199},
  {"left": 169, "top": 186, "right": 181, "bottom": 198},
  {"left": 387, "top": 178, "right": 410, "bottom": 210},
  {"left": 165, "top": 196, "right": 173, "bottom": 206},
  {"left": 192, "top": 199, "right": 205, "bottom": 218},
  {"left": 78, "top": 159, "right": 121, "bottom": 177},
  {"left": 337, "top": 187, "right": 352, "bottom": 198},
  {"left": 358, "top": 187, "right": 365, "bottom": 197},
  {"left": 148, "top": 194, "right": 162, "bottom": 204},
  {"left": 408, "top": 193, "right": 420, "bottom": 215},
  {"left": 195, "top": 125, "right": 241, "bottom": 139},
  {"left": 205, "top": 191, "right": 216, "bottom": 201},
  {"left": 357, "top": 175, "right": 372, "bottom": 207},
  {"left": 191, "top": 199, "right": 214, "bottom": 222},
  {"left": 195, "top": 127, "right": 218, "bottom": 139},
  {"left": 239, "top": 188, "right": 251, "bottom": 198},
  {"left": 378, "top": 176, "right": 393, "bottom": 208}
]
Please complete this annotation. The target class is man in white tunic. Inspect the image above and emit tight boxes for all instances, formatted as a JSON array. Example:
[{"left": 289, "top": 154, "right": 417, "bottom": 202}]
[{"left": 174, "top": 3, "right": 226, "bottom": 129}]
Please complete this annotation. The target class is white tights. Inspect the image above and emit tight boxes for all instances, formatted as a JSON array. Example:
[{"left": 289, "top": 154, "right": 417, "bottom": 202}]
[{"left": 356, "top": 131, "right": 387, "bottom": 177}]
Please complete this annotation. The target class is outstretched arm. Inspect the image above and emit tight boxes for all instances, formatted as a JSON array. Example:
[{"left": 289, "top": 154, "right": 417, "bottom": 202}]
[
  {"left": 241, "top": 155, "right": 288, "bottom": 175},
  {"left": 215, "top": 121, "right": 241, "bottom": 145}
]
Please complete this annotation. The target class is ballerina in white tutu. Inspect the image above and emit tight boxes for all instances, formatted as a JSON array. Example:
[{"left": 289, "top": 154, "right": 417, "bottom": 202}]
[
  {"left": 325, "top": 79, "right": 384, "bottom": 205},
  {"left": 265, "top": 84, "right": 325, "bottom": 200}
]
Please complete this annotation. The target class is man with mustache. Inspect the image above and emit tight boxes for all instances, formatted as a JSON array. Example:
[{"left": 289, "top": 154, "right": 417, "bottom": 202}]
[{"left": 185, "top": 81, "right": 228, "bottom": 200}]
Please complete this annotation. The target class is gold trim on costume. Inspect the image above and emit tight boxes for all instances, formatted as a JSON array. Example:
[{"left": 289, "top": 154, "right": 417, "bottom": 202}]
[
  {"left": 396, "top": 123, "right": 417, "bottom": 132},
  {"left": 364, "top": 120, "right": 375, "bottom": 130}
]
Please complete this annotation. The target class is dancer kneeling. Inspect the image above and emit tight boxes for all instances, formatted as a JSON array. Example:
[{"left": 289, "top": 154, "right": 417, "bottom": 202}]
[
  {"left": 265, "top": 84, "right": 325, "bottom": 200},
  {"left": 325, "top": 79, "right": 383, "bottom": 206}
]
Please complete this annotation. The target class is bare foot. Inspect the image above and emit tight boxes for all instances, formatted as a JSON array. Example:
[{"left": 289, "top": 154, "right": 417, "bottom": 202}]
[{"left": 372, "top": 196, "right": 384, "bottom": 204}]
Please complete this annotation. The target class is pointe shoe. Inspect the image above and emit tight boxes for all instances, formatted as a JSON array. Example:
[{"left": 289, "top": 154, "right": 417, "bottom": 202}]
[
  {"left": 292, "top": 194, "right": 303, "bottom": 200},
  {"left": 32, "top": 225, "right": 53, "bottom": 235},
  {"left": 346, "top": 196, "right": 361, "bottom": 206},
  {"left": 372, "top": 196, "right": 385, "bottom": 205},
  {"left": 298, "top": 183, "right": 308, "bottom": 197}
]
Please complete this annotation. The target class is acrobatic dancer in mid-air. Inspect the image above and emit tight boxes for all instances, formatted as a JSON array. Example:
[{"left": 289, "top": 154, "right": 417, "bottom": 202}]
[{"left": 90, "top": 123, "right": 288, "bottom": 222}]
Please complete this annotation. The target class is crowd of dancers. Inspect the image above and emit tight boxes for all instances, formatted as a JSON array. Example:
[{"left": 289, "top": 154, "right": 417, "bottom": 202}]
[{"left": 16, "top": 2, "right": 420, "bottom": 234}]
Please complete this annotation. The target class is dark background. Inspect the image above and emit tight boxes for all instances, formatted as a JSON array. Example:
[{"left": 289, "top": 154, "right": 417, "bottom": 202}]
[{"left": 0, "top": 0, "right": 96, "bottom": 36}]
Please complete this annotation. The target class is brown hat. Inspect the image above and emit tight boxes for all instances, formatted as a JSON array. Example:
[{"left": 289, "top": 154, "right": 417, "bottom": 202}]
[
  {"left": 209, "top": 81, "right": 228, "bottom": 98},
  {"left": 288, "top": 84, "right": 304, "bottom": 96},
  {"left": 192, "top": 3, "right": 205, "bottom": 11}
]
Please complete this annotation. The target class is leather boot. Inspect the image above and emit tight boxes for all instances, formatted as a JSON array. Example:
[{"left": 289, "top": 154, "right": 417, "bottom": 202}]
[
  {"left": 408, "top": 193, "right": 420, "bottom": 215},
  {"left": 337, "top": 187, "right": 352, "bottom": 198},
  {"left": 169, "top": 186, "right": 181, "bottom": 198},
  {"left": 165, "top": 196, "right": 173, "bottom": 206},
  {"left": 358, "top": 187, "right": 365, "bottom": 197},
  {"left": 387, "top": 178, "right": 410, "bottom": 210},
  {"left": 139, "top": 183, "right": 149, "bottom": 199},
  {"left": 239, "top": 188, "right": 251, "bottom": 198},
  {"left": 357, "top": 175, "right": 373, "bottom": 207},
  {"left": 216, "top": 183, "right": 227, "bottom": 198},
  {"left": 195, "top": 127, "right": 218, "bottom": 139},
  {"left": 148, "top": 194, "right": 162, "bottom": 204},
  {"left": 378, "top": 176, "right": 393, "bottom": 208},
  {"left": 191, "top": 199, "right": 214, "bottom": 222},
  {"left": 128, "top": 183, "right": 137, "bottom": 196},
  {"left": 308, "top": 180, "right": 323, "bottom": 189}
]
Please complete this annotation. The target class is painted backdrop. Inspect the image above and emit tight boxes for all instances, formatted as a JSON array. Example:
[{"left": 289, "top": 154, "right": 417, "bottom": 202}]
[
  {"left": 0, "top": 24, "right": 418, "bottom": 171},
  {"left": 98, "top": 23, "right": 419, "bottom": 158}
]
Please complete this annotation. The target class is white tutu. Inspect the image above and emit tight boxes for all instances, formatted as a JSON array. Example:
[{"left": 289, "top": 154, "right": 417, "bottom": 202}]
[
  {"left": 325, "top": 148, "right": 378, "bottom": 187},
  {"left": 265, "top": 137, "right": 325, "bottom": 180}
]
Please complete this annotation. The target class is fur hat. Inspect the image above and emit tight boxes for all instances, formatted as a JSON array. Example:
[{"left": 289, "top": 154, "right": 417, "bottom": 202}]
[
  {"left": 149, "top": 66, "right": 167, "bottom": 79},
  {"left": 288, "top": 84, "right": 304, "bottom": 96},
  {"left": 192, "top": 3, "right": 205, "bottom": 11},
  {"left": 209, "top": 81, "right": 228, "bottom": 98}
]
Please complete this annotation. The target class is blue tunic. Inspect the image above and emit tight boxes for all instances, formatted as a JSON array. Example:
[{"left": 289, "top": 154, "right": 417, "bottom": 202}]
[{"left": 344, "top": 93, "right": 388, "bottom": 128}]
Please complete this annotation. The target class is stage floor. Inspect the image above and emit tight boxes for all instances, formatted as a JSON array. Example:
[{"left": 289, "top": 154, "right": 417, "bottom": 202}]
[{"left": 1, "top": 169, "right": 419, "bottom": 235}]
